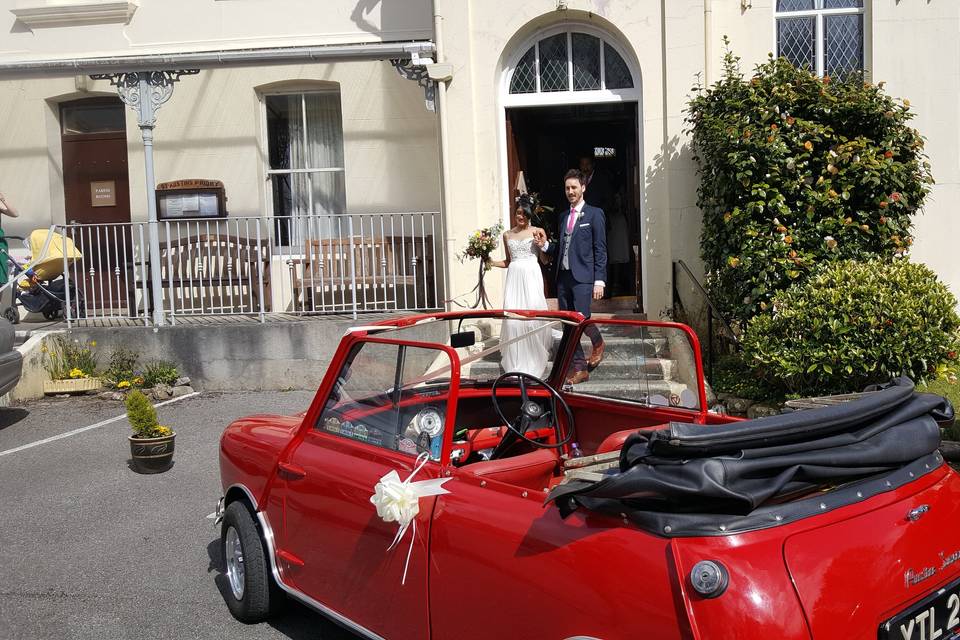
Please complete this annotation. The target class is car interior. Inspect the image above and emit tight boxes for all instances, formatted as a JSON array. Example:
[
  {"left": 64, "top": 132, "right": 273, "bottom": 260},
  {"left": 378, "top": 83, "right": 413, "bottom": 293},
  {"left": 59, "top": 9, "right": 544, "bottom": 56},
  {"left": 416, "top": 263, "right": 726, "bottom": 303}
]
[{"left": 317, "top": 314, "right": 710, "bottom": 494}]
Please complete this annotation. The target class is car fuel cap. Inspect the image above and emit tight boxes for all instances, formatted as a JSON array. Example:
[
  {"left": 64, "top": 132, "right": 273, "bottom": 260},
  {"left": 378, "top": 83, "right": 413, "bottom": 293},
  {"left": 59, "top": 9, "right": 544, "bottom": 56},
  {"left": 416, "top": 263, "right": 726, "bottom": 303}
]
[{"left": 690, "top": 560, "right": 728, "bottom": 598}]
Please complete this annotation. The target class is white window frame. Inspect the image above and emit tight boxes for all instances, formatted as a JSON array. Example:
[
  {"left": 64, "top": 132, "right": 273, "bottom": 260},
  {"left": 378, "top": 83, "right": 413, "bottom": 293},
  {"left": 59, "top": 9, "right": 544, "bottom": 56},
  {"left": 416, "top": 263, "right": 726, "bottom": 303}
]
[
  {"left": 773, "top": 1, "right": 870, "bottom": 77},
  {"left": 261, "top": 89, "right": 346, "bottom": 237}
]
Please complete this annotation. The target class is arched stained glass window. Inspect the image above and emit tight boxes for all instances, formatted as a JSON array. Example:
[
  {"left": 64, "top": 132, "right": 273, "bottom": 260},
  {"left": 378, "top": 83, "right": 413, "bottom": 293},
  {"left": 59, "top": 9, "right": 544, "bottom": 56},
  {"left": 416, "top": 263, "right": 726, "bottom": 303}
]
[{"left": 508, "top": 30, "right": 634, "bottom": 95}]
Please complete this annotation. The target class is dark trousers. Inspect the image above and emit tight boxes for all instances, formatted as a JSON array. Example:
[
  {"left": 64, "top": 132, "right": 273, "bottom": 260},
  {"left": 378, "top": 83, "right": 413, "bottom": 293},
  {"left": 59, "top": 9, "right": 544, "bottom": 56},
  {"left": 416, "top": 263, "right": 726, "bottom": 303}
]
[{"left": 557, "top": 270, "right": 602, "bottom": 371}]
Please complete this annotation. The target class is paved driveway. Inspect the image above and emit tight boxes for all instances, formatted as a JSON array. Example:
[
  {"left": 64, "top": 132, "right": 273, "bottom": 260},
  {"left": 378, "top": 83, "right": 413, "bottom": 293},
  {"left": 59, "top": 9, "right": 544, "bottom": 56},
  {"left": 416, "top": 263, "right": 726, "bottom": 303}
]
[{"left": 0, "top": 392, "right": 361, "bottom": 640}]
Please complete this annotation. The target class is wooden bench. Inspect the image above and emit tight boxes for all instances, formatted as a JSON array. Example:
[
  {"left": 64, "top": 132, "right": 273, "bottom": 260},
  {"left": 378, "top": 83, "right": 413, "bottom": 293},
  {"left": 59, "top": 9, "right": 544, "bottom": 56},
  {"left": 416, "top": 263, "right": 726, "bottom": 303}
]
[
  {"left": 291, "top": 235, "right": 436, "bottom": 312},
  {"left": 130, "top": 234, "right": 271, "bottom": 315}
]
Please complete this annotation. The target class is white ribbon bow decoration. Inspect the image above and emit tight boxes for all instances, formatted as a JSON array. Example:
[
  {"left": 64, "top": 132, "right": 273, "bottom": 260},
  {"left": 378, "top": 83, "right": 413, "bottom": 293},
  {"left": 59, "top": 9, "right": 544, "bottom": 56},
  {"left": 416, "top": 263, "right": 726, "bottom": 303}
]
[{"left": 369, "top": 452, "right": 451, "bottom": 585}]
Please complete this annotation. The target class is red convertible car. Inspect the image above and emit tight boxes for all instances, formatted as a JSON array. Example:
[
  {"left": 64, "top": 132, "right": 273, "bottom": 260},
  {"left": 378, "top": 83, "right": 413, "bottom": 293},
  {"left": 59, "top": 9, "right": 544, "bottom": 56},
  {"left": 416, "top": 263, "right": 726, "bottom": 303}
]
[{"left": 217, "top": 310, "right": 960, "bottom": 640}]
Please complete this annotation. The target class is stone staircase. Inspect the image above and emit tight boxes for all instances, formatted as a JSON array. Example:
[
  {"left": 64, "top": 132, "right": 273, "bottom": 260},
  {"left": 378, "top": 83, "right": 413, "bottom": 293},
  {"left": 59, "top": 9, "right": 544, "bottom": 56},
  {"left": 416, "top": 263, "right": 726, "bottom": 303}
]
[{"left": 465, "top": 328, "right": 701, "bottom": 407}]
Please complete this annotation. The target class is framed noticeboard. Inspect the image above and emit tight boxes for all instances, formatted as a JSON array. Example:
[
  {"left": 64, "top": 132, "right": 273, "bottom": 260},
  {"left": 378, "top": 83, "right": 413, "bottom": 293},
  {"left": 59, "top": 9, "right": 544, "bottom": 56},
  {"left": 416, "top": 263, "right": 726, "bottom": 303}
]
[
  {"left": 156, "top": 179, "right": 227, "bottom": 219},
  {"left": 90, "top": 180, "right": 116, "bottom": 207}
]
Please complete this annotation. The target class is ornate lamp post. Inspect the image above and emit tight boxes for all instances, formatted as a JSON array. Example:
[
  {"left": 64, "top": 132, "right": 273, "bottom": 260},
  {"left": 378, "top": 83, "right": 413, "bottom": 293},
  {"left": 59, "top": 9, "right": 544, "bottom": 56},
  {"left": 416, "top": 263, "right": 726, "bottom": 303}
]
[{"left": 90, "top": 70, "right": 199, "bottom": 326}]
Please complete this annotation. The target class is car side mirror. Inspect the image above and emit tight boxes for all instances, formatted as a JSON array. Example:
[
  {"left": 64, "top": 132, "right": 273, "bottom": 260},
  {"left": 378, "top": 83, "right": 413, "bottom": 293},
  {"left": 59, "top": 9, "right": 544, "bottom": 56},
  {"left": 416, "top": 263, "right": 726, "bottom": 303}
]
[{"left": 450, "top": 331, "right": 475, "bottom": 349}]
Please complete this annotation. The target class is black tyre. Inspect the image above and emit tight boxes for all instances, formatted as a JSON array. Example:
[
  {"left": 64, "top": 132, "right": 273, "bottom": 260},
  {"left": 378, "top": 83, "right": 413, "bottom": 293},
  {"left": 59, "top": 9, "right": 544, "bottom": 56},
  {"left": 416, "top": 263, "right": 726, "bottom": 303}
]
[
  {"left": 220, "top": 501, "right": 283, "bottom": 623},
  {"left": 2, "top": 306, "right": 17, "bottom": 325}
]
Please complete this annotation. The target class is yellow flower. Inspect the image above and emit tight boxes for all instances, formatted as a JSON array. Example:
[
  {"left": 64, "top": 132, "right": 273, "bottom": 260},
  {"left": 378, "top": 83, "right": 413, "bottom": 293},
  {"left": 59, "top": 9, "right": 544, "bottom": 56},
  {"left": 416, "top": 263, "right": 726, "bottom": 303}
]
[
  {"left": 803, "top": 141, "right": 813, "bottom": 152},
  {"left": 133, "top": 376, "right": 144, "bottom": 386},
  {"left": 156, "top": 426, "right": 172, "bottom": 437},
  {"left": 89, "top": 341, "right": 96, "bottom": 347},
  {"left": 69, "top": 368, "right": 85, "bottom": 379},
  {"left": 117, "top": 380, "right": 131, "bottom": 389}
]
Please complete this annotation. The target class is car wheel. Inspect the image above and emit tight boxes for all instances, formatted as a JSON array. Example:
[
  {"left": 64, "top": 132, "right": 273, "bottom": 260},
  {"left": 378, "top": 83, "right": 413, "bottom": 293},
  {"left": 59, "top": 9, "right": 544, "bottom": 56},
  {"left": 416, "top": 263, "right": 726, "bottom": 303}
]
[
  {"left": 220, "top": 501, "right": 282, "bottom": 622},
  {"left": 2, "top": 307, "right": 17, "bottom": 325}
]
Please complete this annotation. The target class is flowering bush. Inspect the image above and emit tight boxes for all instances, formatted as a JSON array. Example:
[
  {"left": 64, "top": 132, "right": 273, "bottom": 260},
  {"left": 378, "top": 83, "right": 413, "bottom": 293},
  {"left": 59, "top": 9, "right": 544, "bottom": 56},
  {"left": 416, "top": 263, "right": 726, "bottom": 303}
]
[
  {"left": 41, "top": 335, "right": 98, "bottom": 380},
  {"left": 457, "top": 222, "right": 503, "bottom": 269},
  {"left": 686, "top": 46, "right": 933, "bottom": 324},
  {"left": 741, "top": 260, "right": 960, "bottom": 395}
]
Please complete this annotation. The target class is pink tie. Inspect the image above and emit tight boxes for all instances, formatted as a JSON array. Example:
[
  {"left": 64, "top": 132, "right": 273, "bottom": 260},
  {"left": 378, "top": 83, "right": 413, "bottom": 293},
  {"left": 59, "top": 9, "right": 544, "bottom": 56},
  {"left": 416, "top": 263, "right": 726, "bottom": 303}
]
[{"left": 566, "top": 207, "right": 576, "bottom": 234}]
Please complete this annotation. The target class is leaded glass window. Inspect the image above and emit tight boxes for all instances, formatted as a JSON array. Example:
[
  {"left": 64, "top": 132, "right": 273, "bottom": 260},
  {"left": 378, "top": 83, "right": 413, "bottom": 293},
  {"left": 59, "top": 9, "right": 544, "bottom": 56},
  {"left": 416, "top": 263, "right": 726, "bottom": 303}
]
[
  {"left": 604, "top": 43, "right": 634, "bottom": 89},
  {"left": 507, "top": 31, "right": 635, "bottom": 96},
  {"left": 775, "top": 0, "right": 865, "bottom": 77},
  {"left": 539, "top": 33, "right": 569, "bottom": 92},
  {"left": 572, "top": 33, "right": 600, "bottom": 91},
  {"left": 509, "top": 46, "right": 536, "bottom": 94}
]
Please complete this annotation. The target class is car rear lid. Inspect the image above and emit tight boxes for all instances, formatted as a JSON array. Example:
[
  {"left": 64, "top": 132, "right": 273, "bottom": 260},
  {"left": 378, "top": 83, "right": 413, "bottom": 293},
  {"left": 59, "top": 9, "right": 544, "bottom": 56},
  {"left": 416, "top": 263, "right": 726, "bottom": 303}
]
[{"left": 783, "top": 467, "right": 960, "bottom": 638}]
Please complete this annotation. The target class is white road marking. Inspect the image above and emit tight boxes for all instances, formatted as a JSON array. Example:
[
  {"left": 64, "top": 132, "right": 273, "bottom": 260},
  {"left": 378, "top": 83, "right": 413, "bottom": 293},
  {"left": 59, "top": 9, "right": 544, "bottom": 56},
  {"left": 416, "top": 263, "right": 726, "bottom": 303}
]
[{"left": 0, "top": 392, "right": 200, "bottom": 459}]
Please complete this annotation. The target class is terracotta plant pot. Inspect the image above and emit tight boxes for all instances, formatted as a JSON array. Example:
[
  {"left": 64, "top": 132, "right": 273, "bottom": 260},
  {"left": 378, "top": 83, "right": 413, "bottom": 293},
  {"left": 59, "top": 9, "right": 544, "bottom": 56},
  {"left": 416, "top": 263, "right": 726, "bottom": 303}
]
[
  {"left": 129, "top": 432, "right": 176, "bottom": 473},
  {"left": 43, "top": 377, "right": 103, "bottom": 395}
]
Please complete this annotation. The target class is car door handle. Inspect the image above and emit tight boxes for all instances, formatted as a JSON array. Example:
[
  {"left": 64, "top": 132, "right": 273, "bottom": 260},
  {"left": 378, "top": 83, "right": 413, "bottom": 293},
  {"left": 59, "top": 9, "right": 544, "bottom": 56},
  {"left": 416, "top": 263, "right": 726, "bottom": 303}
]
[{"left": 277, "top": 461, "right": 307, "bottom": 480}]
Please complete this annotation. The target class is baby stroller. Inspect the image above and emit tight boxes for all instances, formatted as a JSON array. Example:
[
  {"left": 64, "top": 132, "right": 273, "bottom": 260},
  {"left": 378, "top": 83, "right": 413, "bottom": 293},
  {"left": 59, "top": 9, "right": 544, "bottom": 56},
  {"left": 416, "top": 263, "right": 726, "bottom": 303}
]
[{"left": 2, "top": 229, "right": 85, "bottom": 323}]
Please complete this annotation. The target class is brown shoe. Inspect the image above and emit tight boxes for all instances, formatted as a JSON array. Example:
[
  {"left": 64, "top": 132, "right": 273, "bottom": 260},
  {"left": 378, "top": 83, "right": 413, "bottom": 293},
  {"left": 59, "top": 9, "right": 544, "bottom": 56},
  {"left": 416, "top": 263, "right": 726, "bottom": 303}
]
[
  {"left": 565, "top": 370, "right": 590, "bottom": 385},
  {"left": 587, "top": 342, "right": 605, "bottom": 370}
]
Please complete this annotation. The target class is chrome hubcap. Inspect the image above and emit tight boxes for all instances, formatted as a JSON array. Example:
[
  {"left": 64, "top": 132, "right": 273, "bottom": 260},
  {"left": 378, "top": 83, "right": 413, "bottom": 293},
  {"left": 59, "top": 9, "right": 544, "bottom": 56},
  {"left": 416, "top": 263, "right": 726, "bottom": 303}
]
[{"left": 224, "top": 526, "right": 245, "bottom": 600}]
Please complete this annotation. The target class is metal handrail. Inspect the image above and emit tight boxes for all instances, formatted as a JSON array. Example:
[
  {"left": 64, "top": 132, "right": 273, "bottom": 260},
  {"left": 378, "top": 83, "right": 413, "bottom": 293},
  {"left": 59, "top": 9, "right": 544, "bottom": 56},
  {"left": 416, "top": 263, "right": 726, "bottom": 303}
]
[
  {"left": 674, "top": 259, "right": 739, "bottom": 346},
  {"left": 672, "top": 259, "right": 740, "bottom": 383}
]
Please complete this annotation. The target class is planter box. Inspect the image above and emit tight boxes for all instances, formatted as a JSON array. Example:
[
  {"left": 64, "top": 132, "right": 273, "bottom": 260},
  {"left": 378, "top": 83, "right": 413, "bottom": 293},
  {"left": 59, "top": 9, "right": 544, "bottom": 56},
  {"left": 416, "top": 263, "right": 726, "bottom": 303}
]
[{"left": 43, "top": 377, "right": 103, "bottom": 395}]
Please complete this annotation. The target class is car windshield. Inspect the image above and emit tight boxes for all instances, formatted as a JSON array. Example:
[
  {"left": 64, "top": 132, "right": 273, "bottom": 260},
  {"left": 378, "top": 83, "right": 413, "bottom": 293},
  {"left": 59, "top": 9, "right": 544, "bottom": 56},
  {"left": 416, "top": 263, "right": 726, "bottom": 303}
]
[{"left": 374, "top": 314, "right": 569, "bottom": 386}]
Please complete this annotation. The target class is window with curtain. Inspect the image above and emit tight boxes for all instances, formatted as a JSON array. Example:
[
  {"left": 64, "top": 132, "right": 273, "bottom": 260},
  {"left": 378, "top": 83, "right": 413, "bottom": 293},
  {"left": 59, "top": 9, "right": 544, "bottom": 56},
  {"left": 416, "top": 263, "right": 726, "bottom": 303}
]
[
  {"left": 775, "top": 0, "right": 865, "bottom": 78},
  {"left": 265, "top": 91, "right": 346, "bottom": 245}
]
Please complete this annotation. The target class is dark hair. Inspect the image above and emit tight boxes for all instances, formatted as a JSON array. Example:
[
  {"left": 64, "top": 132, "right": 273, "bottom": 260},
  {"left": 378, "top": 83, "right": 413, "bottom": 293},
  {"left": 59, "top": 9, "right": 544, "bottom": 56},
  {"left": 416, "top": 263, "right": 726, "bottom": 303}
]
[
  {"left": 564, "top": 169, "right": 585, "bottom": 185},
  {"left": 515, "top": 192, "right": 536, "bottom": 218}
]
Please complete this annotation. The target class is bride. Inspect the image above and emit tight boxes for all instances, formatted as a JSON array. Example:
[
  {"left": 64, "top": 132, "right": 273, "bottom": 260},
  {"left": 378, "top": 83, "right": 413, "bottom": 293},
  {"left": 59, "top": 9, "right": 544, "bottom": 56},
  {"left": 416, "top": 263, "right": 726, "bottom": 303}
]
[{"left": 486, "top": 194, "right": 552, "bottom": 378}]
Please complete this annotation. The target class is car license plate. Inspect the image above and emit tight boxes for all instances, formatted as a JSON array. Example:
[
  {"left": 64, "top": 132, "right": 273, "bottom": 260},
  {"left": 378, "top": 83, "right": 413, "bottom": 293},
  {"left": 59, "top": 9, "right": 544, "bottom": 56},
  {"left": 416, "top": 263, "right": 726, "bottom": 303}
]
[{"left": 880, "top": 576, "right": 960, "bottom": 640}]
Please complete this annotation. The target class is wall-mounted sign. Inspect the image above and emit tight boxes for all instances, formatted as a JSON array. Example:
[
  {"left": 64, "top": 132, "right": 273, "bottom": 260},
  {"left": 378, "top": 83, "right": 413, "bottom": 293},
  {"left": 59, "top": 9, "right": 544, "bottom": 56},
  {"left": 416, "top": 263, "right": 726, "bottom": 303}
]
[
  {"left": 156, "top": 178, "right": 227, "bottom": 220},
  {"left": 90, "top": 180, "right": 116, "bottom": 207}
]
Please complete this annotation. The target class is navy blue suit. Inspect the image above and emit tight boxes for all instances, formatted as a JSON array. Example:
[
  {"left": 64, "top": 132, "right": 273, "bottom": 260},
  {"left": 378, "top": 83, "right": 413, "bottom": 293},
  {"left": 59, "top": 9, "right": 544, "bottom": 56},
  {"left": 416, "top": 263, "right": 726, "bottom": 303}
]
[{"left": 544, "top": 203, "right": 607, "bottom": 372}]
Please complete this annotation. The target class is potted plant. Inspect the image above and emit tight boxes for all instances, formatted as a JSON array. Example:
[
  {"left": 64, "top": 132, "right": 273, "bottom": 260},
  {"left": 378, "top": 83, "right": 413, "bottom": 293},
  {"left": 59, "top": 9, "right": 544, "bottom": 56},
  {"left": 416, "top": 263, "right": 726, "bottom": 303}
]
[
  {"left": 41, "top": 335, "right": 102, "bottom": 394},
  {"left": 126, "top": 389, "right": 175, "bottom": 473}
]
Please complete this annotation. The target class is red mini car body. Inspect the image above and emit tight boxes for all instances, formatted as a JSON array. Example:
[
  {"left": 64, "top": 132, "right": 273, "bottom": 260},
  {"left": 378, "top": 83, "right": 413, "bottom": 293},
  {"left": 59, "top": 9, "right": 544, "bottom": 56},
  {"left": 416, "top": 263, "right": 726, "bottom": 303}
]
[{"left": 217, "top": 311, "right": 960, "bottom": 640}]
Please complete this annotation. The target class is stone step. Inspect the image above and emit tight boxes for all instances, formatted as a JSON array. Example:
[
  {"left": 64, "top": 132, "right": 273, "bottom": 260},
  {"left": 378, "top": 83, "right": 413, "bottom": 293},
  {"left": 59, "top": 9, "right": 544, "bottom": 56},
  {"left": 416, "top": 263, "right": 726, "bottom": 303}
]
[
  {"left": 468, "top": 357, "right": 676, "bottom": 381},
  {"left": 477, "top": 335, "right": 670, "bottom": 363},
  {"left": 563, "top": 378, "right": 695, "bottom": 405}
]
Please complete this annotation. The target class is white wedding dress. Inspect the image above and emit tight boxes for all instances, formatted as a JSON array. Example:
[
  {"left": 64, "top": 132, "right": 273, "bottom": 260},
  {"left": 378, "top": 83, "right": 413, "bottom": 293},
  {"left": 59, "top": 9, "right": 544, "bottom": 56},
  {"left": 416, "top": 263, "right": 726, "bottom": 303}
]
[{"left": 500, "top": 236, "right": 551, "bottom": 378}]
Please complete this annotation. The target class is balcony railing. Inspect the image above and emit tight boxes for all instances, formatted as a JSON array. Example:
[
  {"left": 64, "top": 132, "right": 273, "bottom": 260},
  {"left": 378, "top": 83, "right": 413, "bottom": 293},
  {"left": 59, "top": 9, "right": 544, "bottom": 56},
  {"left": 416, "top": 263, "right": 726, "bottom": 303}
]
[{"left": 53, "top": 212, "right": 445, "bottom": 324}]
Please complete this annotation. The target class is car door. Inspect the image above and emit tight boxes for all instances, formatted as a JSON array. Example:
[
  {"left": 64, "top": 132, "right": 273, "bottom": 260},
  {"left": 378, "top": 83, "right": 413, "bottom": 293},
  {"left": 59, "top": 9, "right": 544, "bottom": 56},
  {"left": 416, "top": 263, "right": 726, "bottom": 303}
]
[
  {"left": 429, "top": 471, "right": 685, "bottom": 639},
  {"left": 428, "top": 319, "right": 708, "bottom": 638},
  {"left": 272, "top": 336, "right": 459, "bottom": 640}
]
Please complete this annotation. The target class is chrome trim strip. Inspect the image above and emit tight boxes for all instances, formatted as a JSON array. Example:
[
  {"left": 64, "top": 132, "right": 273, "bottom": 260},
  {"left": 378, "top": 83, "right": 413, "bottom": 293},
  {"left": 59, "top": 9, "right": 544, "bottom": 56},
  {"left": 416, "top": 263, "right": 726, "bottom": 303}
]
[{"left": 224, "top": 483, "right": 386, "bottom": 640}]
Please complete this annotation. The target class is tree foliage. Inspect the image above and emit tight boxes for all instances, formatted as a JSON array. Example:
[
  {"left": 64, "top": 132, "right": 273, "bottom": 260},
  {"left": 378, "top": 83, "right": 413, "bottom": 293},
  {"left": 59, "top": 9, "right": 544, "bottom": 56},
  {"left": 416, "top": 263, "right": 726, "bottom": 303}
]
[{"left": 686, "top": 47, "right": 933, "bottom": 324}]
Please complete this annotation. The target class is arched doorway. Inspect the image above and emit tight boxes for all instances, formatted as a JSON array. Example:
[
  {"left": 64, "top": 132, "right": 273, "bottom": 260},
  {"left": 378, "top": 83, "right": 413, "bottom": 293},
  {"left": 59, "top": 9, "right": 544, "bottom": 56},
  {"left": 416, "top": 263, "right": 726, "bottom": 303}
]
[{"left": 500, "top": 24, "right": 643, "bottom": 310}]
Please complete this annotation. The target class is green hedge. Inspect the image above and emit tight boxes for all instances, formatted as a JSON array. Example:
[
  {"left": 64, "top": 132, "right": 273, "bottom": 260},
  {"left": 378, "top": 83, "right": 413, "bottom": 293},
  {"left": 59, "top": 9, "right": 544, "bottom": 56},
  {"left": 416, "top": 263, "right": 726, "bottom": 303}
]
[
  {"left": 686, "top": 48, "right": 933, "bottom": 324},
  {"left": 741, "top": 260, "right": 960, "bottom": 395}
]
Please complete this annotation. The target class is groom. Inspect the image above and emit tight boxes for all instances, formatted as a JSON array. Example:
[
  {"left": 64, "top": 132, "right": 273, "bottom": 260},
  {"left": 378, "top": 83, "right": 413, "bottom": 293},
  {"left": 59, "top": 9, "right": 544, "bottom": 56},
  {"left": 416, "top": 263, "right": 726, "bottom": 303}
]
[{"left": 536, "top": 169, "right": 607, "bottom": 385}]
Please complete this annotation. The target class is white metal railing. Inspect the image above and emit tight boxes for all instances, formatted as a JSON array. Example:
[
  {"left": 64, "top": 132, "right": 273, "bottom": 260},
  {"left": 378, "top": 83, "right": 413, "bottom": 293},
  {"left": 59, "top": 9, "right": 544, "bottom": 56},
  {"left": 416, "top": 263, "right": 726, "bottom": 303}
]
[{"left": 55, "top": 212, "right": 445, "bottom": 325}]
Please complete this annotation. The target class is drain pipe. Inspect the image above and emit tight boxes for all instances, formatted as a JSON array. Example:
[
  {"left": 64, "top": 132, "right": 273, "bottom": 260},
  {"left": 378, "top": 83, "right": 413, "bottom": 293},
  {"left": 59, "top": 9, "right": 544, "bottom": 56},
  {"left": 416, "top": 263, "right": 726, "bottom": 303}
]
[
  {"left": 432, "top": 0, "right": 456, "bottom": 310},
  {"left": 704, "top": 0, "right": 714, "bottom": 85}
]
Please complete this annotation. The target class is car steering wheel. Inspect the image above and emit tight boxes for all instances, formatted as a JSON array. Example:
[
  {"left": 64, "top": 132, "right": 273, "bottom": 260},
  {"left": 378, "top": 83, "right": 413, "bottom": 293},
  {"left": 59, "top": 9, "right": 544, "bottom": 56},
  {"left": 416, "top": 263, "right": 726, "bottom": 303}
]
[{"left": 490, "top": 371, "right": 575, "bottom": 457}]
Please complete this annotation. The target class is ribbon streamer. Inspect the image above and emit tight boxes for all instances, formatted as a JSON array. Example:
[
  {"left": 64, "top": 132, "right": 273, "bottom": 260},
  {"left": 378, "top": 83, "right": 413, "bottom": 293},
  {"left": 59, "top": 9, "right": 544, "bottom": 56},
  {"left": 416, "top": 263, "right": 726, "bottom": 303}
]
[
  {"left": 449, "top": 261, "right": 491, "bottom": 309},
  {"left": 369, "top": 452, "right": 451, "bottom": 585}
]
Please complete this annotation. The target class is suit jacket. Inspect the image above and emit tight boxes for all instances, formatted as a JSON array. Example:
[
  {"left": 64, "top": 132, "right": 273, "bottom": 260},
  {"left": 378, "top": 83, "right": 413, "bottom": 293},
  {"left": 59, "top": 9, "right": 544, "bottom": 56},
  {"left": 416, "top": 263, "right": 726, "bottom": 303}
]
[{"left": 545, "top": 203, "right": 607, "bottom": 285}]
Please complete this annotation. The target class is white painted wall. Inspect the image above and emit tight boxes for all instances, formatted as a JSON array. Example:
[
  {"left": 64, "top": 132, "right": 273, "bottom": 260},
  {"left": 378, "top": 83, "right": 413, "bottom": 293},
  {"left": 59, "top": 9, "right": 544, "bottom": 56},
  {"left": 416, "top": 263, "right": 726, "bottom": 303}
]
[
  {"left": 0, "top": 0, "right": 432, "bottom": 60},
  {"left": 436, "top": 0, "right": 707, "bottom": 316},
  {"left": 0, "top": 0, "right": 956, "bottom": 314}
]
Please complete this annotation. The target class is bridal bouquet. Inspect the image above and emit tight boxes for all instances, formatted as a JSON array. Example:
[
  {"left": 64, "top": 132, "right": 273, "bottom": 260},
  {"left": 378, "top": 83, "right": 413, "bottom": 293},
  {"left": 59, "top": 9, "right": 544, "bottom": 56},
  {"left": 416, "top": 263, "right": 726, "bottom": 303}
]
[
  {"left": 455, "top": 222, "right": 503, "bottom": 309},
  {"left": 457, "top": 222, "right": 503, "bottom": 268}
]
